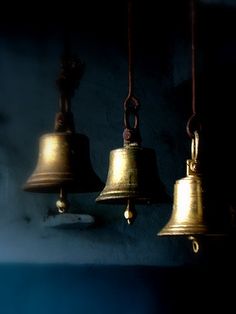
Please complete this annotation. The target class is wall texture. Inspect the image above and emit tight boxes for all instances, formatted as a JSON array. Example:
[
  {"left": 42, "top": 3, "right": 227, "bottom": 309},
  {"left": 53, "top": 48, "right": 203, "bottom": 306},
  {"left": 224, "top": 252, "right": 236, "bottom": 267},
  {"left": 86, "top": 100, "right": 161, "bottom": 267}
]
[{"left": 0, "top": 0, "right": 235, "bottom": 266}]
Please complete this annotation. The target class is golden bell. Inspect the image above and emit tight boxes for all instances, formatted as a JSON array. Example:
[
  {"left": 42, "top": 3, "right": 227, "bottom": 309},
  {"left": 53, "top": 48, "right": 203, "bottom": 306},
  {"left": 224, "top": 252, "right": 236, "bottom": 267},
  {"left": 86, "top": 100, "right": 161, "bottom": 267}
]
[
  {"left": 158, "top": 131, "right": 208, "bottom": 236},
  {"left": 96, "top": 144, "right": 168, "bottom": 206},
  {"left": 23, "top": 132, "right": 103, "bottom": 193},
  {"left": 96, "top": 143, "right": 169, "bottom": 225},
  {"left": 158, "top": 131, "right": 209, "bottom": 253},
  {"left": 158, "top": 162, "right": 208, "bottom": 236}
]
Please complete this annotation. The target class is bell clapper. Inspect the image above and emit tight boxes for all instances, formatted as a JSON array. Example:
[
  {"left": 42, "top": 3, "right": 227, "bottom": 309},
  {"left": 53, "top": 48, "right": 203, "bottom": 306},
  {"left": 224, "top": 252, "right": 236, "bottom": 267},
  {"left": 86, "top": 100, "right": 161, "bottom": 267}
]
[
  {"left": 124, "top": 199, "right": 136, "bottom": 225},
  {"left": 56, "top": 188, "right": 70, "bottom": 214},
  {"left": 188, "top": 236, "right": 200, "bottom": 254}
]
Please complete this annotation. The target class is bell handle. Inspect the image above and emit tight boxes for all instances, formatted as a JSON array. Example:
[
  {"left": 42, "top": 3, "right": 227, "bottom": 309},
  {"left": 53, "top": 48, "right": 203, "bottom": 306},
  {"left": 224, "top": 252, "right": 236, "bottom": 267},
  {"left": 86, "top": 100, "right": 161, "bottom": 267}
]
[
  {"left": 123, "top": 95, "right": 140, "bottom": 130},
  {"left": 191, "top": 130, "right": 199, "bottom": 161},
  {"left": 187, "top": 131, "right": 200, "bottom": 174},
  {"left": 123, "top": 96, "right": 142, "bottom": 145}
]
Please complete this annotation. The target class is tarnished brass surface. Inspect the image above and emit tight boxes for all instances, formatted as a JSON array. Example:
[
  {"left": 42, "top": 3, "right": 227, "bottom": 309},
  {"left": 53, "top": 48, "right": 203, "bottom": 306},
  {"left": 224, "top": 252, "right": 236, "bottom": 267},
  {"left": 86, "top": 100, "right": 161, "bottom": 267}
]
[
  {"left": 96, "top": 145, "right": 166, "bottom": 203},
  {"left": 158, "top": 131, "right": 208, "bottom": 236},
  {"left": 23, "top": 132, "right": 103, "bottom": 193},
  {"left": 158, "top": 173, "right": 208, "bottom": 235}
]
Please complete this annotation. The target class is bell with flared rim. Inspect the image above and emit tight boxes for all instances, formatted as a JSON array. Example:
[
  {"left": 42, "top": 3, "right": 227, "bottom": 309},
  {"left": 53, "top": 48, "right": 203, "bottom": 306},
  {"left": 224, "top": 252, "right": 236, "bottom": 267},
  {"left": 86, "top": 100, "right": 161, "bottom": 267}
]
[
  {"left": 158, "top": 131, "right": 208, "bottom": 235},
  {"left": 23, "top": 132, "right": 103, "bottom": 193},
  {"left": 96, "top": 0, "right": 169, "bottom": 224},
  {"left": 96, "top": 95, "right": 169, "bottom": 224},
  {"left": 23, "top": 54, "right": 103, "bottom": 214},
  {"left": 158, "top": 161, "right": 208, "bottom": 236},
  {"left": 158, "top": 132, "right": 209, "bottom": 253},
  {"left": 96, "top": 144, "right": 167, "bottom": 204},
  {"left": 96, "top": 143, "right": 168, "bottom": 224}
]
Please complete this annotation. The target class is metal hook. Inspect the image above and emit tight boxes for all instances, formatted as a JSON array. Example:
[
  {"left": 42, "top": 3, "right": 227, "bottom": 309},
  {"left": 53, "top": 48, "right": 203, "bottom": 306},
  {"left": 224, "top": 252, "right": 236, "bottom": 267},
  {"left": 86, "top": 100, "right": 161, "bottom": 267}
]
[{"left": 191, "top": 130, "right": 199, "bottom": 161}]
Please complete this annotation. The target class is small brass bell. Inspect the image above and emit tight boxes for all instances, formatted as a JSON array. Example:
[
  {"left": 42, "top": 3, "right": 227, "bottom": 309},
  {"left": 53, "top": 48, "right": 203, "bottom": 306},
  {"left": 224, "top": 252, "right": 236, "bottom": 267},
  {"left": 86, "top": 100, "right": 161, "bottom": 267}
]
[
  {"left": 23, "top": 54, "right": 103, "bottom": 213},
  {"left": 158, "top": 131, "right": 208, "bottom": 253}
]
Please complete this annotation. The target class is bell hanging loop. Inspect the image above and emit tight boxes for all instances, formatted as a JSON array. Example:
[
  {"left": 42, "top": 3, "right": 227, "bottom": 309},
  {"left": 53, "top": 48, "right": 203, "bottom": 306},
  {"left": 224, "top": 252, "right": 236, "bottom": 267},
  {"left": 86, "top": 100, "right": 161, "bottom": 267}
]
[
  {"left": 187, "top": 130, "right": 200, "bottom": 175},
  {"left": 123, "top": 95, "right": 141, "bottom": 146},
  {"left": 191, "top": 131, "right": 199, "bottom": 161},
  {"left": 186, "top": 112, "right": 202, "bottom": 139}
]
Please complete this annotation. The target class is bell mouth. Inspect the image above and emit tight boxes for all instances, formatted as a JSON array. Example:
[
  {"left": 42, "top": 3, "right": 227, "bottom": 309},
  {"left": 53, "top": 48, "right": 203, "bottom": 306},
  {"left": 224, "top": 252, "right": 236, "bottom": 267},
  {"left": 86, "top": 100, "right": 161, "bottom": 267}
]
[
  {"left": 158, "top": 224, "right": 208, "bottom": 236},
  {"left": 96, "top": 194, "right": 153, "bottom": 205},
  {"left": 96, "top": 186, "right": 164, "bottom": 204},
  {"left": 23, "top": 177, "right": 103, "bottom": 193}
]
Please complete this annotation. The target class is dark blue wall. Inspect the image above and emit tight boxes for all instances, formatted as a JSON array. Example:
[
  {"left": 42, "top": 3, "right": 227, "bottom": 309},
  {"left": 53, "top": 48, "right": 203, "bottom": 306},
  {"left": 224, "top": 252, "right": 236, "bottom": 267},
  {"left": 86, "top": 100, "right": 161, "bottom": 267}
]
[
  {"left": 0, "top": 0, "right": 235, "bottom": 265},
  {"left": 0, "top": 0, "right": 236, "bottom": 312},
  {"left": 1, "top": 263, "right": 235, "bottom": 314}
]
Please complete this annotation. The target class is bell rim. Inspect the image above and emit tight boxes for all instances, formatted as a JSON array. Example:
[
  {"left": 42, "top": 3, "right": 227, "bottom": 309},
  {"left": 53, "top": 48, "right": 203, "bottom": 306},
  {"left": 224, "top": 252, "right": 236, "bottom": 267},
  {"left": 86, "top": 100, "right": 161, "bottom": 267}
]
[
  {"left": 157, "top": 232, "right": 227, "bottom": 237},
  {"left": 23, "top": 175, "right": 104, "bottom": 193},
  {"left": 96, "top": 192, "right": 166, "bottom": 204},
  {"left": 158, "top": 225, "right": 208, "bottom": 236}
]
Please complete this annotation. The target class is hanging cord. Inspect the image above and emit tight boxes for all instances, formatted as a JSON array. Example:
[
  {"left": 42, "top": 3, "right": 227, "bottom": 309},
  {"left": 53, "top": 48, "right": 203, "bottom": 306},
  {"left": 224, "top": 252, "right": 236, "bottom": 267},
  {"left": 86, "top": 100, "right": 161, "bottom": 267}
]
[
  {"left": 127, "top": 0, "right": 134, "bottom": 98},
  {"left": 123, "top": 0, "right": 141, "bottom": 146},
  {"left": 191, "top": 0, "right": 196, "bottom": 117},
  {"left": 55, "top": 29, "right": 84, "bottom": 133},
  {"left": 186, "top": 0, "right": 201, "bottom": 138}
]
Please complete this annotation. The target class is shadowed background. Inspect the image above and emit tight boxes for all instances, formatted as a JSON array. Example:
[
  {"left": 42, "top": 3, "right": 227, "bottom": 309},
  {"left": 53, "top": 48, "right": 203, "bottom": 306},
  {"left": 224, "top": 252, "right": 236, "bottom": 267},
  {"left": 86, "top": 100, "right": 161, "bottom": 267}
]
[{"left": 0, "top": 0, "right": 236, "bottom": 312}]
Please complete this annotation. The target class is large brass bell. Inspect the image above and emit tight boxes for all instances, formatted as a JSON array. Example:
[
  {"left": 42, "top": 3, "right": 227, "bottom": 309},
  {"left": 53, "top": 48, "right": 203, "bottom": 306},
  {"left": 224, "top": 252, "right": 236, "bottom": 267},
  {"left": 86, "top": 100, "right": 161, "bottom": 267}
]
[
  {"left": 23, "top": 54, "right": 103, "bottom": 213},
  {"left": 158, "top": 131, "right": 208, "bottom": 253},
  {"left": 23, "top": 132, "right": 103, "bottom": 193}
]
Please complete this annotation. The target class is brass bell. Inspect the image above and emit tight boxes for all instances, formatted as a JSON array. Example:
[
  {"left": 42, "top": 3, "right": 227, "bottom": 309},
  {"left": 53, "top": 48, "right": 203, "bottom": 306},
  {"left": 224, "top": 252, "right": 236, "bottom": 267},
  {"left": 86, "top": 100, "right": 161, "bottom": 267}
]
[
  {"left": 96, "top": 144, "right": 166, "bottom": 203},
  {"left": 158, "top": 163, "right": 207, "bottom": 236},
  {"left": 23, "top": 54, "right": 103, "bottom": 214},
  {"left": 23, "top": 132, "right": 103, "bottom": 193},
  {"left": 96, "top": 143, "right": 167, "bottom": 224},
  {"left": 96, "top": 100, "right": 169, "bottom": 225},
  {"left": 158, "top": 131, "right": 208, "bottom": 252},
  {"left": 96, "top": 0, "right": 169, "bottom": 224}
]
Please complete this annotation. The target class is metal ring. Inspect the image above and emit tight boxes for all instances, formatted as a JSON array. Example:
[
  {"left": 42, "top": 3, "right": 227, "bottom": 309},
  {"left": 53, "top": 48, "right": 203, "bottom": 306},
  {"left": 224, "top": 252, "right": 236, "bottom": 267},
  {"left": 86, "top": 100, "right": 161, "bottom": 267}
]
[
  {"left": 186, "top": 114, "right": 201, "bottom": 138},
  {"left": 123, "top": 96, "right": 140, "bottom": 130},
  {"left": 124, "top": 95, "right": 140, "bottom": 111},
  {"left": 191, "top": 131, "right": 199, "bottom": 161}
]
